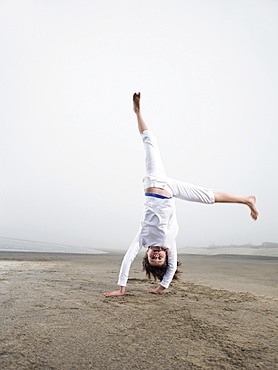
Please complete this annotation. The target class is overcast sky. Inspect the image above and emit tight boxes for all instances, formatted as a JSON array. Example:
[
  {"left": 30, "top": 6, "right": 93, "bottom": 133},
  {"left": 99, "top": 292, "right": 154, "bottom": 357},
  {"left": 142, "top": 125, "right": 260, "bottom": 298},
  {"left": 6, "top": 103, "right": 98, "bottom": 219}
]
[{"left": 1, "top": 0, "right": 277, "bottom": 250}]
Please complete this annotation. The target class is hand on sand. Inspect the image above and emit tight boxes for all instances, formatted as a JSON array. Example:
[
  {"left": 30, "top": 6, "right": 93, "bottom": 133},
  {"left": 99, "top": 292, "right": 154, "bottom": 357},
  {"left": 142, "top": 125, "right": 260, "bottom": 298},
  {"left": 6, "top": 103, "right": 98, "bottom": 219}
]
[
  {"left": 133, "top": 92, "right": 140, "bottom": 113},
  {"left": 103, "top": 291, "right": 125, "bottom": 296},
  {"left": 148, "top": 286, "right": 165, "bottom": 294}
]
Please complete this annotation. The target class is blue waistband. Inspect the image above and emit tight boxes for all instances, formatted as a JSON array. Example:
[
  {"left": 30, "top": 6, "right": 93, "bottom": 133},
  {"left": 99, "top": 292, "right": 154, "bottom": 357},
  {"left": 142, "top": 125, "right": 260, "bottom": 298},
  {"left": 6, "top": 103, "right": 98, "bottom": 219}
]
[{"left": 145, "top": 193, "right": 172, "bottom": 199}]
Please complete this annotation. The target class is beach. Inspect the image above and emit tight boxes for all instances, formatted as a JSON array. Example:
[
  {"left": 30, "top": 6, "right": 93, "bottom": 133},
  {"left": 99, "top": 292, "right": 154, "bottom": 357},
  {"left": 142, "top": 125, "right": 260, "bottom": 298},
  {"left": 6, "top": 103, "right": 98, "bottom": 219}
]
[{"left": 0, "top": 252, "right": 277, "bottom": 369}]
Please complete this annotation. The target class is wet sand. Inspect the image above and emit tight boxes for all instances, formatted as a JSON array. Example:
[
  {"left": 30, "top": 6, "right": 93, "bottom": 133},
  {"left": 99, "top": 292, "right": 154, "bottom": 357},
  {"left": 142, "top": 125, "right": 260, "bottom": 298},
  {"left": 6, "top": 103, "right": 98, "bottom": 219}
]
[{"left": 0, "top": 252, "right": 277, "bottom": 369}]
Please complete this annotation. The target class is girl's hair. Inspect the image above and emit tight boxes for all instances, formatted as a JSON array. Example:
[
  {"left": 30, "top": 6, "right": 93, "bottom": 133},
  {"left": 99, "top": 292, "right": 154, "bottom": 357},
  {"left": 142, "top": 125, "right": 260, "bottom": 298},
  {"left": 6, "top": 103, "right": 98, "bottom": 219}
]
[{"left": 142, "top": 252, "right": 182, "bottom": 282}]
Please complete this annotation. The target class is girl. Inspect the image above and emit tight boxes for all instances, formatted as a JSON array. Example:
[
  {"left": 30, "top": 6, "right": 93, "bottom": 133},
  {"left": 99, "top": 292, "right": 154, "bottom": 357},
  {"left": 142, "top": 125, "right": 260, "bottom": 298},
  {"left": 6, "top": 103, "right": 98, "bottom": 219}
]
[{"left": 104, "top": 93, "right": 258, "bottom": 296}]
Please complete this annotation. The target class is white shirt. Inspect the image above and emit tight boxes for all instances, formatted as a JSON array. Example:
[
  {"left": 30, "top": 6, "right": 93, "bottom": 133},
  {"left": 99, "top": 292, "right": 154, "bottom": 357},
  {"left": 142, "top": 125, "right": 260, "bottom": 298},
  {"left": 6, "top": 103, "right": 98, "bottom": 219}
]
[{"left": 117, "top": 194, "right": 179, "bottom": 289}]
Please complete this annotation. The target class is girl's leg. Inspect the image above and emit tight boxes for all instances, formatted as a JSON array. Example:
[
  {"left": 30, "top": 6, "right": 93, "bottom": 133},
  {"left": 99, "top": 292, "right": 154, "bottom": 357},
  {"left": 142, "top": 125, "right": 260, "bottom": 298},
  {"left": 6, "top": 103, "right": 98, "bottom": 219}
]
[
  {"left": 133, "top": 93, "right": 258, "bottom": 220},
  {"left": 214, "top": 192, "right": 258, "bottom": 220},
  {"left": 133, "top": 93, "right": 148, "bottom": 134},
  {"left": 166, "top": 178, "right": 215, "bottom": 204},
  {"left": 167, "top": 177, "right": 258, "bottom": 220},
  {"left": 133, "top": 92, "right": 168, "bottom": 181}
]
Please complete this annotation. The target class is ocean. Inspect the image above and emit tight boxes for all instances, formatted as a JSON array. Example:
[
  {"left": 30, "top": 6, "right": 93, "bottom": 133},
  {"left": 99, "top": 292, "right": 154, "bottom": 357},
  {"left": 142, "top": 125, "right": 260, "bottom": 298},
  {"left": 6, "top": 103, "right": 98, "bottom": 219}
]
[{"left": 0, "top": 237, "right": 107, "bottom": 254}]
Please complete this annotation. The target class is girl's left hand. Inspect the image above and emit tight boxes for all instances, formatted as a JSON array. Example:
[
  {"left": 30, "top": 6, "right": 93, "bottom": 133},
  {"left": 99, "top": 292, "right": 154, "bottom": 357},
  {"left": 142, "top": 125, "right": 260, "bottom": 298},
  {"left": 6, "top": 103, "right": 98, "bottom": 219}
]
[
  {"left": 104, "top": 291, "right": 125, "bottom": 296},
  {"left": 104, "top": 286, "right": 126, "bottom": 296}
]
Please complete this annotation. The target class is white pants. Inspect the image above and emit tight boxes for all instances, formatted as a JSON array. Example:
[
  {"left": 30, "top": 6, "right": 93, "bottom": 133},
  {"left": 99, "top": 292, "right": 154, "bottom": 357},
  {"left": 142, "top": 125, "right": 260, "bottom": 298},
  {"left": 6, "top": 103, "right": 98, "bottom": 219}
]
[{"left": 141, "top": 130, "right": 215, "bottom": 204}]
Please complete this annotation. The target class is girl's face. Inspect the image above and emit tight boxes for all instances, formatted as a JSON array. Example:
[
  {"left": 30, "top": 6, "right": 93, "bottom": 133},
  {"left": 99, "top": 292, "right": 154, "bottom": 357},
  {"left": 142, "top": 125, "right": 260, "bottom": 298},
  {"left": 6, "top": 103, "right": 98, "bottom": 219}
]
[{"left": 147, "top": 247, "right": 166, "bottom": 266}]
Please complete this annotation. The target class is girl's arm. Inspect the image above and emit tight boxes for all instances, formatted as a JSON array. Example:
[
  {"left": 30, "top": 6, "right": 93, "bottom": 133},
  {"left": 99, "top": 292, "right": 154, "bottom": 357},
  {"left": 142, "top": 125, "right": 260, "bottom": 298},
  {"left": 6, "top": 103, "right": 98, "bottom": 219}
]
[{"left": 103, "top": 231, "right": 142, "bottom": 296}]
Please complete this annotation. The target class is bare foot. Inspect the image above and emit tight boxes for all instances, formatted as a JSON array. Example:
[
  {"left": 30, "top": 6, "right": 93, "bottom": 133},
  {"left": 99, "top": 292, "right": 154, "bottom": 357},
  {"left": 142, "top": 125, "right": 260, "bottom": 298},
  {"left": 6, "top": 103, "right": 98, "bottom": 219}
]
[
  {"left": 247, "top": 196, "right": 259, "bottom": 220},
  {"left": 133, "top": 92, "right": 140, "bottom": 113}
]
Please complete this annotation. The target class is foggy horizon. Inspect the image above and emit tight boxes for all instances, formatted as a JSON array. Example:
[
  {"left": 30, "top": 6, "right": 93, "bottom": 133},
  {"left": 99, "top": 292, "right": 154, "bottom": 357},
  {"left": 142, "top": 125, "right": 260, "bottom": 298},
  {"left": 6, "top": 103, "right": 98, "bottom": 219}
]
[{"left": 1, "top": 1, "right": 277, "bottom": 251}]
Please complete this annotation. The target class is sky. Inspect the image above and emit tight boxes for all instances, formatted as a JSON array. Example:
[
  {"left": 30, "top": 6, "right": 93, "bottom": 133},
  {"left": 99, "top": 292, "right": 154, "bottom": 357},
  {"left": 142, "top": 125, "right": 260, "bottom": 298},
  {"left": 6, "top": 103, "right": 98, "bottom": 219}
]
[{"left": 1, "top": 0, "right": 277, "bottom": 251}]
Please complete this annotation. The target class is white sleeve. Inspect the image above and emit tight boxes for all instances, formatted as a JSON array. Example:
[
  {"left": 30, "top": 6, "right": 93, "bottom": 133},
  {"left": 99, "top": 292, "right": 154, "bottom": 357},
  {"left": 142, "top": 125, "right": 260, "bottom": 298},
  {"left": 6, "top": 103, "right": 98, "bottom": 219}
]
[
  {"left": 117, "top": 231, "right": 142, "bottom": 287},
  {"left": 160, "top": 242, "right": 177, "bottom": 289}
]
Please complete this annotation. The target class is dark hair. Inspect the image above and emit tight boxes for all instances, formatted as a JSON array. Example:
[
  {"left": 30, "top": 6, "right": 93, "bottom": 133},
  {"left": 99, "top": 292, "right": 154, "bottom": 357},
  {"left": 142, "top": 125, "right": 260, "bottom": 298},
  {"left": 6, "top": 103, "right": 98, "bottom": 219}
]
[{"left": 142, "top": 253, "right": 182, "bottom": 282}]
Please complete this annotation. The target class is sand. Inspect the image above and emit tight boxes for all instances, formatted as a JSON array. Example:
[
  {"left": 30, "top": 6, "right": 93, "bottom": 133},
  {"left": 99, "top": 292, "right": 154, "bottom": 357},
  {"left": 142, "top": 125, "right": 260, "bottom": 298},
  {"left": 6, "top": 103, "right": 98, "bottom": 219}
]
[{"left": 0, "top": 252, "right": 277, "bottom": 369}]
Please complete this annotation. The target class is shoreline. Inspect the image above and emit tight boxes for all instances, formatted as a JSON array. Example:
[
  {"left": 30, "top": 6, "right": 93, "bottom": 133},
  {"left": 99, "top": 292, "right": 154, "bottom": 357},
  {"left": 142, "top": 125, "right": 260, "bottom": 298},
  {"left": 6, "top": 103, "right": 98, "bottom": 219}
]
[
  {"left": 1, "top": 251, "right": 277, "bottom": 299},
  {"left": 1, "top": 249, "right": 278, "bottom": 258}
]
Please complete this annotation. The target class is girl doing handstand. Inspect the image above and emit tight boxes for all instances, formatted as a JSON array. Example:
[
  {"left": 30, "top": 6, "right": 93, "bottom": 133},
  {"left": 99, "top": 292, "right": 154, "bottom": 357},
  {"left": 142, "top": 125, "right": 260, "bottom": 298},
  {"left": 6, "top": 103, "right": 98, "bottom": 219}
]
[{"left": 104, "top": 93, "right": 258, "bottom": 296}]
